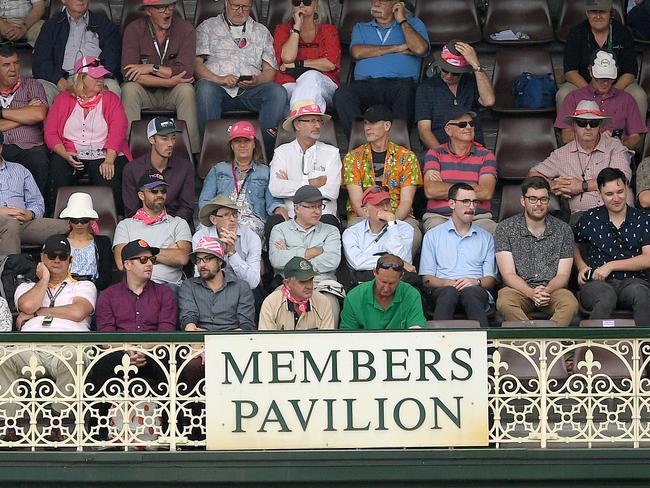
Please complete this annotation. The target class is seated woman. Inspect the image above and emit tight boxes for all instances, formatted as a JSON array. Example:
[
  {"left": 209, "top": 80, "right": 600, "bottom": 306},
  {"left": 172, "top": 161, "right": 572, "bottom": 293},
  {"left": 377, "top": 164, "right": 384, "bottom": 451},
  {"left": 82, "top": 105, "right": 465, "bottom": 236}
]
[
  {"left": 45, "top": 56, "right": 132, "bottom": 215},
  {"left": 197, "top": 121, "right": 287, "bottom": 241},
  {"left": 273, "top": 0, "right": 340, "bottom": 112},
  {"left": 60, "top": 192, "right": 113, "bottom": 291}
]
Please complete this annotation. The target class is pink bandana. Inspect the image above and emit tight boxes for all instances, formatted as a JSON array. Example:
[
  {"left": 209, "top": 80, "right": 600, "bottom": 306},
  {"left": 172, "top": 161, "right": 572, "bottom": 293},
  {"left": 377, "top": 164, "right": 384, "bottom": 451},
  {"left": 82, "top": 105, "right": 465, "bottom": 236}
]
[
  {"left": 76, "top": 92, "right": 103, "bottom": 110},
  {"left": 0, "top": 79, "right": 21, "bottom": 97},
  {"left": 441, "top": 45, "right": 468, "bottom": 69},
  {"left": 132, "top": 207, "right": 167, "bottom": 225},
  {"left": 281, "top": 285, "right": 309, "bottom": 314}
]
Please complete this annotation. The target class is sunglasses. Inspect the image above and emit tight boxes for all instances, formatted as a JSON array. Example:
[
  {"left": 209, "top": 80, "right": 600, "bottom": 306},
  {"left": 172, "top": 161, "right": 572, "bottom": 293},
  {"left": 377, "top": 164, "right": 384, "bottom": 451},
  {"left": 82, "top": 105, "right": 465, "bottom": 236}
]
[
  {"left": 291, "top": 0, "right": 312, "bottom": 5},
  {"left": 575, "top": 119, "right": 601, "bottom": 128},
  {"left": 147, "top": 188, "right": 168, "bottom": 195},
  {"left": 368, "top": 185, "right": 390, "bottom": 194},
  {"left": 447, "top": 120, "right": 475, "bottom": 128},
  {"left": 192, "top": 255, "right": 219, "bottom": 264},
  {"left": 377, "top": 262, "right": 404, "bottom": 272},
  {"left": 69, "top": 218, "right": 91, "bottom": 225},
  {"left": 128, "top": 255, "right": 157, "bottom": 264},
  {"left": 46, "top": 251, "right": 70, "bottom": 261},
  {"left": 79, "top": 59, "right": 102, "bottom": 70}
]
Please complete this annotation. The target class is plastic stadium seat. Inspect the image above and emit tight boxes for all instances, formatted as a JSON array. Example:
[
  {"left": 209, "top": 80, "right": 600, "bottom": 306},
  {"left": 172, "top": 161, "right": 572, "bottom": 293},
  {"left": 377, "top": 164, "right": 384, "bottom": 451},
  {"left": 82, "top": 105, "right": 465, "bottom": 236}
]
[
  {"left": 483, "top": 0, "right": 554, "bottom": 45},
  {"left": 497, "top": 184, "right": 561, "bottom": 221},
  {"left": 275, "top": 118, "right": 338, "bottom": 148},
  {"left": 347, "top": 119, "right": 411, "bottom": 152},
  {"left": 129, "top": 119, "right": 193, "bottom": 162},
  {"left": 415, "top": 0, "right": 481, "bottom": 46},
  {"left": 639, "top": 51, "right": 650, "bottom": 114},
  {"left": 495, "top": 117, "right": 558, "bottom": 180},
  {"left": 555, "top": 0, "right": 625, "bottom": 42},
  {"left": 121, "top": 0, "right": 186, "bottom": 34},
  {"left": 49, "top": 0, "right": 112, "bottom": 20},
  {"left": 338, "top": 0, "right": 367, "bottom": 45},
  {"left": 492, "top": 49, "right": 556, "bottom": 113},
  {"left": 54, "top": 186, "right": 118, "bottom": 241},
  {"left": 197, "top": 119, "right": 267, "bottom": 179},
  {"left": 17, "top": 49, "right": 33, "bottom": 79},
  {"left": 194, "top": 0, "right": 259, "bottom": 26},
  {"left": 266, "top": 0, "right": 332, "bottom": 36},
  {"left": 426, "top": 320, "right": 480, "bottom": 329}
]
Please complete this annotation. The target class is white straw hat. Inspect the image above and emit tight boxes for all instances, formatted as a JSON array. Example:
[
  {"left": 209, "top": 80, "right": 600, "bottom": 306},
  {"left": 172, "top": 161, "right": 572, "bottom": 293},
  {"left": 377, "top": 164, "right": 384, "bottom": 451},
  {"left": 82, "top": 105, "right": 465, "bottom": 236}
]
[{"left": 59, "top": 192, "right": 99, "bottom": 219}]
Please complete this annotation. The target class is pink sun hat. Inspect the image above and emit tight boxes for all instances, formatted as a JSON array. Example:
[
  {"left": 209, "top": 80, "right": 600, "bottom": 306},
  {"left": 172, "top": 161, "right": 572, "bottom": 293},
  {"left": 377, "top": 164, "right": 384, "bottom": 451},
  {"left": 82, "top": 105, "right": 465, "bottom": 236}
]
[{"left": 74, "top": 56, "right": 112, "bottom": 78}]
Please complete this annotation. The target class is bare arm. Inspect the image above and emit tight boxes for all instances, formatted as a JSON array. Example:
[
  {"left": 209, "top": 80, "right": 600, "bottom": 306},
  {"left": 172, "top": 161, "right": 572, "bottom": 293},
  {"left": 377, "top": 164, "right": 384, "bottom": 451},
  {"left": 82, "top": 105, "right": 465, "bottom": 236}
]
[
  {"left": 2, "top": 102, "right": 47, "bottom": 125},
  {"left": 23, "top": 1, "right": 45, "bottom": 29},
  {"left": 346, "top": 184, "right": 365, "bottom": 217},
  {"left": 284, "top": 57, "right": 335, "bottom": 72},
  {"left": 423, "top": 170, "right": 452, "bottom": 199},
  {"left": 613, "top": 73, "right": 635, "bottom": 91},
  {"left": 544, "top": 258, "right": 573, "bottom": 293},
  {"left": 351, "top": 43, "right": 408, "bottom": 61},
  {"left": 157, "top": 240, "right": 191, "bottom": 267},
  {"left": 476, "top": 70, "right": 495, "bottom": 107},
  {"left": 395, "top": 185, "right": 416, "bottom": 221},
  {"left": 417, "top": 120, "right": 440, "bottom": 151},
  {"left": 473, "top": 174, "right": 497, "bottom": 201},
  {"left": 622, "top": 133, "right": 641, "bottom": 150},
  {"left": 564, "top": 70, "right": 588, "bottom": 88},
  {"left": 16, "top": 279, "right": 48, "bottom": 314},
  {"left": 496, "top": 251, "right": 535, "bottom": 298},
  {"left": 399, "top": 23, "right": 427, "bottom": 56},
  {"left": 638, "top": 190, "right": 650, "bottom": 209},
  {"left": 422, "top": 274, "right": 456, "bottom": 288},
  {"left": 35, "top": 297, "right": 94, "bottom": 322},
  {"left": 114, "top": 243, "right": 125, "bottom": 271}
]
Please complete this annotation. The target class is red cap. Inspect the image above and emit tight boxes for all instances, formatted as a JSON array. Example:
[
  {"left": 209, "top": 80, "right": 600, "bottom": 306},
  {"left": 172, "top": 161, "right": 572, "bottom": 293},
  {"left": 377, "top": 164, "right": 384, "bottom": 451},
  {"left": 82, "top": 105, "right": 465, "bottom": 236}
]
[
  {"left": 228, "top": 121, "right": 256, "bottom": 141},
  {"left": 361, "top": 186, "right": 391, "bottom": 206}
]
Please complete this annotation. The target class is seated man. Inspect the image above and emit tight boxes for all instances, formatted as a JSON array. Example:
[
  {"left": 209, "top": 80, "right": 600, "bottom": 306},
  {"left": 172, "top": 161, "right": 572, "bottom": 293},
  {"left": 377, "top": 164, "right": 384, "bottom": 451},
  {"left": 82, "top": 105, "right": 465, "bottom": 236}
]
[
  {"left": 495, "top": 177, "right": 578, "bottom": 326},
  {"left": 635, "top": 155, "right": 650, "bottom": 209},
  {"left": 422, "top": 108, "right": 497, "bottom": 234},
  {"left": 340, "top": 253, "right": 425, "bottom": 330},
  {"left": 416, "top": 40, "right": 494, "bottom": 151},
  {"left": 0, "top": 131, "right": 69, "bottom": 255},
  {"left": 121, "top": 0, "right": 200, "bottom": 154},
  {"left": 0, "top": 46, "right": 49, "bottom": 196},
  {"left": 342, "top": 185, "right": 418, "bottom": 286},
  {"left": 530, "top": 100, "right": 631, "bottom": 224},
  {"left": 268, "top": 100, "right": 341, "bottom": 234},
  {"left": 574, "top": 168, "right": 650, "bottom": 325},
  {"left": 269, "top": 185, "right": 343, "bottom": 325},
  {"left": 122, "top": 117, "right": 195, "bottom": 224},
  {"left": 0, "top": 0, "right": 44, "bottom": 46},
  {"left": 259, "top": 256, "right": 335, "bottom": 330},
  {"left": 194, "top": 0, "right": 287, "bottom": 158},
  {"left": 420, "top": 183, "right": 497, "bottom": 328},
  {"left": 555, "top": 51, "right": 646, "bottom": 151},
  {"left": 113, "top": 170, "right": 191, "bottom": 293},
  {"left": 333, "top": 0, "right": 429, "bottom": 138},
  {"left": 0, "top": 235, "right": 96, "bottom": 442},
  {"left": 343, "top": 105, "right": 422, "bottom": 254},
  {"left": 32, "top": 0, "right": 121, "bottom": 104}
]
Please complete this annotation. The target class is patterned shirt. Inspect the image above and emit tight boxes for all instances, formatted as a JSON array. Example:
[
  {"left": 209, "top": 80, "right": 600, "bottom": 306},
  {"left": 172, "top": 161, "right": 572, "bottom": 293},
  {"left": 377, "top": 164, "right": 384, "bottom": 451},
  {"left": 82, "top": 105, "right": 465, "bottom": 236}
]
[
  {"left": 1, "top": 77, "right": 47, "bottom": 150},
  {"left": 495, "top": 214, "right": 574, "bottom": 287},
  {"left": 343, "top": 141, "right": 422, "bottom": 218},
  {"left": 0, "top": 0, "right": 41, "bottom": 19},
  {"left": 0, "top": 159, "right": 44, "bottom": 217},
  {"left": 196, "top": 14, "right": 277, "bottom": 98},
  {"left": 574, "top": 205, "right": 650, "bottom": 280},
  {"left": 423, "top": 141, "right": 497, "bottom": 215},
  {"left": 635, "top": 156, "right": 650, "bottom": 196}
]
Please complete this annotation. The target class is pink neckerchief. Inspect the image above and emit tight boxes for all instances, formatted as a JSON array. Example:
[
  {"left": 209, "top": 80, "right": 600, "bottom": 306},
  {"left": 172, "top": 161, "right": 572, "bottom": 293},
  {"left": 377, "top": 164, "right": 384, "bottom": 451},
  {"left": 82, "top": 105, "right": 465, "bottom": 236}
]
[
  {"left": 281, "top": 285, "right": 309, "bottom": 314},
  {"left": 89, "top": 220, "right": 100, "bottom": 235},
  {"left": 132, "top": 207, "right": 167, "bottom": 225},
  {"left": 0, "top": 79, "right": 21, "bottom": 97},
  {"left": 76, "top": 92, "right": 103, "bottom": 110}
]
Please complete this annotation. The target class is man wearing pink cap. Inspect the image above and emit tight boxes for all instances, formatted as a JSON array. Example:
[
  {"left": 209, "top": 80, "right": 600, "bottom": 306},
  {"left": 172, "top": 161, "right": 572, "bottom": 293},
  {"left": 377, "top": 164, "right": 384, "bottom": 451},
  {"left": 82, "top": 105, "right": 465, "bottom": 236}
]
[
  {"left": 121, "top": 0, "right": 199, "bottom": 154},
  {"left": 33, "top": 0, "right": 120, "bottom": 105}
]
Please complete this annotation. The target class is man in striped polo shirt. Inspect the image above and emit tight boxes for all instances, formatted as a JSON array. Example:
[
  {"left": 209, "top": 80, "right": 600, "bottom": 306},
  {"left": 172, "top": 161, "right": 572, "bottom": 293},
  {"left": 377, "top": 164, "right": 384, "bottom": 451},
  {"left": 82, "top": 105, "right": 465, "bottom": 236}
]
[{"left": 421, "top": 107, "right": 497, "bottom": 234}]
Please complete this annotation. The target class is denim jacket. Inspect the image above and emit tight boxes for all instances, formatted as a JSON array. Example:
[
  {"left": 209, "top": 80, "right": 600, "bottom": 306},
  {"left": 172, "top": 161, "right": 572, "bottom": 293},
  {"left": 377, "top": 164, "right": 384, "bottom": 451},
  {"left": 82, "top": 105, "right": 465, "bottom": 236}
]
[{"left": 198, "top": 161, "right": 283, "bottom": 221}]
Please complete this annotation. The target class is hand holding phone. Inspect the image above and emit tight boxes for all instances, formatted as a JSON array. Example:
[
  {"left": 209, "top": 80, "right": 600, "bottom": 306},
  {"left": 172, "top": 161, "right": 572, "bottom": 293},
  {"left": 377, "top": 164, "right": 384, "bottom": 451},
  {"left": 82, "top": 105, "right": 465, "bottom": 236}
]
[{"left": 238, "top": 75, "right": 253, "bottom": 82}]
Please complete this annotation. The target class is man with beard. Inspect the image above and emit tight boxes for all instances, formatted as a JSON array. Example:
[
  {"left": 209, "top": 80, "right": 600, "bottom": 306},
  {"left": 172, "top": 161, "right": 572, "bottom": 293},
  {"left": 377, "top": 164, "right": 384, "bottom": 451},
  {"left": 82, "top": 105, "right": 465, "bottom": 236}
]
[
  {"left": 419, "top": 183, "right": 497, "bottom": 327},
  {"left": 574, "top": 168, "right": 650, "bottom": 324},
  {"left": 122, "top": 117, "right": 195, "bottom": 224},
  {"left": 113, "top": 170, "right": 191, "bottom": 293},
  {"left": 495, "top": 177, "right": 578, "bottom": 326}
]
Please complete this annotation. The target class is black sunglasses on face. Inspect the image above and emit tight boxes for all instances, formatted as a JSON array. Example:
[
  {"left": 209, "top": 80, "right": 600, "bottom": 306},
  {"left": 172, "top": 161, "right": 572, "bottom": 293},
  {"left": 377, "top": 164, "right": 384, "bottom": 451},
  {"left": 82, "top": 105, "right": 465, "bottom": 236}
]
[
  {"left": 148, "top": 188, "right": 168, "bottom": 195},
  {"left": 292, "top": 0, "right": 312, "bottom": 5},
  {"left": 128, "top": 255, "right": 157, "bottom": 264},
  {"left": 447, "top": 120, "right": 475, "bottom": 128},
  {"left": 46, "top": 252, "right": 70, "bottom": 261},
  {"left": 69, "top": 218, "right": 91, "bottom": 225},
  {"left": 575, "top": 119, "right": 601, "bottom": 128}
]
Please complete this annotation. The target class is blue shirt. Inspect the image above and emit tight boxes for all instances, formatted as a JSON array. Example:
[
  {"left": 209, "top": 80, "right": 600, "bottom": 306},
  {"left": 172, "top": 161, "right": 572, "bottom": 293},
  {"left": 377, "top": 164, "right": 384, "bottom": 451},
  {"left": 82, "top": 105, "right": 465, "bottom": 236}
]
[
  {"left": 419, "top": 218, "right": 497, "bottom": 280},
  {"left": 574, "top": 205, "right": 650, "bottom": 281},
  {"left": 351, "top": 18, "right": 430, "bottom": 81},
  {"left": 0, "top": 159, "right": 44, "bottom": 217},
  {"left": 198, "top": 161, "right": 283, "bottom": 222}
]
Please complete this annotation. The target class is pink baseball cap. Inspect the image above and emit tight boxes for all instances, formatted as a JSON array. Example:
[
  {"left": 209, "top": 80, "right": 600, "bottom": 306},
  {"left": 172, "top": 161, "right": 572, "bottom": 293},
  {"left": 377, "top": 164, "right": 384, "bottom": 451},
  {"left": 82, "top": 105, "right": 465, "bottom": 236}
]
[
  {"left": 74, "top": 56, "right": 112, "bottom": 78},
  {"left": 141, "top": 0, "right": 175, "bottom": 8},
  {"left": 228, "top": 121, "right": 256, "bottom": 141},
  {"left": 191, "top": 236, "right": 225, "bottom": 260},
  {"left": 361, "top": 185, "right": 391, "bottom": 206}
]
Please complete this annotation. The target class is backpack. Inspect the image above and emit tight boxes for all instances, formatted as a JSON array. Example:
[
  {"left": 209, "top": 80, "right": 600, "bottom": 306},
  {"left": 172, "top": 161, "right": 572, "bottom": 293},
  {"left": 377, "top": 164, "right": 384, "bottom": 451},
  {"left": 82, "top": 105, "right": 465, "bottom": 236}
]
[
  {"left": 512, "top": 72, "right": 557, "bottom": 109},
  {"left": 0, "top": 254, "right": 37, "bottom": 313}
]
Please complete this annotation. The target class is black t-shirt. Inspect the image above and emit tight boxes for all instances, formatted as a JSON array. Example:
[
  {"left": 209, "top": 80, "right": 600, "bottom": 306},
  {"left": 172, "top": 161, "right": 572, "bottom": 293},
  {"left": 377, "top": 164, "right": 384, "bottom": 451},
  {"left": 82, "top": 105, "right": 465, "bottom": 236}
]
[
  {"left": 563, "top": 19, "right": 637, "bottom": 83},
  {"left": 371, "top": 150, "right": 387, "bottom": 181}
]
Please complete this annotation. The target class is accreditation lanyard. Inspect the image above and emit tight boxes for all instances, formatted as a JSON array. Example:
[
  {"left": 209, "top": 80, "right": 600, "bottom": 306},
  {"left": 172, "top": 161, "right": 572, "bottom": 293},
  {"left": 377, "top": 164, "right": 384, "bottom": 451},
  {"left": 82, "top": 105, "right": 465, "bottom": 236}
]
[
  {"left": 41, "top": 282, "right": 68, "bottom": 326},
  {"left": 147, "top": 21, "right": 170, "bottom": 64},
  {"left": 231, "top": 161, "right": 249, "bottom": 198},
  {"left": 375, "top": 25, "right": 394, "bottom": 45}
]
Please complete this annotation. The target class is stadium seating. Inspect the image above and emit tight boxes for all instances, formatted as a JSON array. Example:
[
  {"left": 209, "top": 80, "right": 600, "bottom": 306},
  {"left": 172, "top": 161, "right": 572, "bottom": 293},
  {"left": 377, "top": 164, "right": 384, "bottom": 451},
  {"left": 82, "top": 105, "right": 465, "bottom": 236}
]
[
  {"left": 555, "top": 0, "right": 625, "bottom": 42},
  {"left": 347, "top": 119, "right": 411, "bottom": 152},
  {"left": 53, "top": 186, "right": 118, "bottom": 241},
  {"left": 266, "top": 0, "right": 333, "bottom": 37},
  {"left": 415, "top": 0, "right": 481, "bottom": 46},
  {"left": 128, "top": 119, "right": 193, "bottom": 162},
  {"left": 193, "top": 0, "right": 259, "bottom": 26},
  {"left": 483, "top": 0, "right": 554, "bottom": 45},
  {"left": 337, "top": 0, "right": 367, "bottom": 46}
]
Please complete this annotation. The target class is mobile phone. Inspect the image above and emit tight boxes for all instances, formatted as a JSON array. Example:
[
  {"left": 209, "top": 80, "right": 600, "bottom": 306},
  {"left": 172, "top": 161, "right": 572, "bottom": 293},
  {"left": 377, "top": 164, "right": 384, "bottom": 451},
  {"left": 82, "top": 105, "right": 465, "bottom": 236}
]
[
  {"left": 585, "top": 268, "right": 593, "bottom": 281},
  {"left": 238, "top": 75, "right": 253, "bottom": 82}
]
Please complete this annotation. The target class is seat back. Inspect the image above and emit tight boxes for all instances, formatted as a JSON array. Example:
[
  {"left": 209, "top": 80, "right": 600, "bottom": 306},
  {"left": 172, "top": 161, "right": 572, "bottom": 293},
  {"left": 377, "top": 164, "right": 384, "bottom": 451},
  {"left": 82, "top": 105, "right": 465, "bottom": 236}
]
[
  {"left": 338, "top": 0, "right": 368, "bottom": 45},
  {"left": 555, "top": 0, "right": 625, "bottom": 42},
  {"left": 415, "top": 0, "right": 481, "bottom": 45},
  {"left": 266, "top": 0, "right": 332, "bottom": 36},
  {"left": 426, "top": 320, "right": 480, "bottom": 329},
  {"left": 54, "top": 186, "right": 118, "bottom": 240},
  {"left": 644, "top": 118, "right": 650, "bottom": 159},
  {"left": 121, "top": 0, "right": 186, "bottom": 33},
  {"left": 495, "top": 117, "right": 558, "bottom": 180},
  {"left": 197, "top": 118, "right": 266, "bottom": 178},
  {"left": 129, "top": 119, "right": 193, "bottom": 162},
  {"left": 194, "top": 0, "right": 259, "bottom": 26},
  {"left": 18, "top": 49, "right": 33, "bottom": 79},
  {"left": 275, "top": 118, "right": 338, "bottom": 147},
  {"left": 347, "top": 119, "right": 411, "bottom": 152},
  {"left": 483, "top": 0, "right": 554, "bottom": 44},
  {"left": 49, "top": 0, "right": 112, "bottom": 20}
]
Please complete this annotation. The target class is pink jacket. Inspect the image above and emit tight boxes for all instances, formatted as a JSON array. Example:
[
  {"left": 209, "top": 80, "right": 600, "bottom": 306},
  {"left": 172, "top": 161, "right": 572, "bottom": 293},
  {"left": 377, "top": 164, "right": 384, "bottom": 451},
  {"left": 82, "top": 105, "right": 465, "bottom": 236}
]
[{"left": 44, "top": 90, "right": 133, "bottom": 160}]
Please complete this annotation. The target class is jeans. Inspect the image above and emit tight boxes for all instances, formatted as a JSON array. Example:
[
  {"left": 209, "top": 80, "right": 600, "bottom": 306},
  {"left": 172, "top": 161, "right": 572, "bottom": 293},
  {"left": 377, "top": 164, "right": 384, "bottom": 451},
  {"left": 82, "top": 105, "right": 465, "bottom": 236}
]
[
  {"left": 579, "top": 278, "right": 650, "bottom": 326},
  {"left": 425, "top": 285, "right": 490, "bottom": 328},
  {"left": 195, "top": 80, "right": 288, "bottom": 159}
]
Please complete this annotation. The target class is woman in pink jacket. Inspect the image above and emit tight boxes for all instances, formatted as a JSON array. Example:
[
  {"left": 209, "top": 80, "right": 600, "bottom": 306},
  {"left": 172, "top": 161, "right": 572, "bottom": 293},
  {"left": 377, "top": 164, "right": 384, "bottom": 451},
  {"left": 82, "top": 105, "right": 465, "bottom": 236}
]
[{"left": 45, "top": 56, "right": 132, "bottom": 215}]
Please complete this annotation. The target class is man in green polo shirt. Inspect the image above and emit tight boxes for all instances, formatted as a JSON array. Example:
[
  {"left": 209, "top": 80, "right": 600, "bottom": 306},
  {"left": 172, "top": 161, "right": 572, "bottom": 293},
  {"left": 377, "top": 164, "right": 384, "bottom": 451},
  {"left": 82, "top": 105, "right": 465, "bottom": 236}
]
[{"left": 340, "top": 253, "right": 426, "bottom": 330}]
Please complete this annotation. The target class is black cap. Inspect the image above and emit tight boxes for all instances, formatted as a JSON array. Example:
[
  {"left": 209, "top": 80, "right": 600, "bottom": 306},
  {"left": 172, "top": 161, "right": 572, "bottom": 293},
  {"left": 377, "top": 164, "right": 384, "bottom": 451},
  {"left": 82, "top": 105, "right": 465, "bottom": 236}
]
[
  {"left": 446, "top": 106, "right": 477, "bottom": 124},
  {"left": 42, "top": 234, "right": 71, "bottom": 254},
  {"left": 293, "top": 185, "right": 330, "bottom": 204},
  {"left": 358, "top": 105, "right": 393, "bottom": 123},
  {"left": 121, "top": 239, "right": 160, "bottom": 262},
  {"left": 137, "top": 169, "right": 169, "bottom": 190}
]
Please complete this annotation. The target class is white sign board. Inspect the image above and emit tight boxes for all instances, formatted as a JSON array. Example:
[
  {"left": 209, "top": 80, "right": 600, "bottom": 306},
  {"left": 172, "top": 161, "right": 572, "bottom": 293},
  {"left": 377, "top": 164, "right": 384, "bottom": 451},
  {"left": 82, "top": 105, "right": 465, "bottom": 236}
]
[{"left": 205, "top": 330, "right": 488, "bottom": 450}]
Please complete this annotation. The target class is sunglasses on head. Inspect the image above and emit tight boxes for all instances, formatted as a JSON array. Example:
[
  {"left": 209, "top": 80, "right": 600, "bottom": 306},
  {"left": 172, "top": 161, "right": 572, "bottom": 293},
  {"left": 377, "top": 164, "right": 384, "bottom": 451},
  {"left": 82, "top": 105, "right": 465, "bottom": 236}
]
[
  {"left": 291, "top": 0, "right": 312, "bottom": 5},
  {"left": 69, "top": 218, "right": 91, "bottom": 225},
  {"left": 377, "top": 262, "right": 404, "bottom": 272},
  {"left": 369, "top": 185, "right": 390, "bottom": 194},
  {"left": 46, "top": 251, "right": 70, "bottom": 261},
  {"left": 128, "top": 255, "right": 157, "bottom": 265},
  {"left": 80, "top": 59, "right": 102, "bottom": 70},
  {"left": 447, "top": 120, "right": 475, "bottom": 128},
  {"left": 147, "top": 188, "right": 168, "bottom": 195},
  {"left": 575, "top": 119, "right": 601, "bottom": 128}
]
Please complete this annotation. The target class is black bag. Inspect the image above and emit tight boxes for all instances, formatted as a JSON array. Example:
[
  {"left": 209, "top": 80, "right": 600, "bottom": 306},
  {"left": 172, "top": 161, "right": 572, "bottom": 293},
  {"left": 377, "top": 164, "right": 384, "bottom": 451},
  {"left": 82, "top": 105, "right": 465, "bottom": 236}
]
[{"left": 0, "top": 254, "right": 37, "bottom": 313}]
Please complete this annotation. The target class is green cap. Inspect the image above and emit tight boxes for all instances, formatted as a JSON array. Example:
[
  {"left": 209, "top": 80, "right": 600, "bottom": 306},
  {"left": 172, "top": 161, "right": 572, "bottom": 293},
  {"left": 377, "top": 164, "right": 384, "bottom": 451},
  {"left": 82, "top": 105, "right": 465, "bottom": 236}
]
[
  {"left": 284, "top": 256, "right": 318, "bottom": 281},
  {"left": 585, "top": 0, "right": 612, "bottom": 11}
]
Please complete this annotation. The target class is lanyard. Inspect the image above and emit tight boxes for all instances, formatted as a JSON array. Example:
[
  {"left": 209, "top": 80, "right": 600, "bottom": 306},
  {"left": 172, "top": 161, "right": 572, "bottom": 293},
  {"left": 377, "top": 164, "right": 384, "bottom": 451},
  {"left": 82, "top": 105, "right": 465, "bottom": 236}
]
[
  {"left": 147, "top": 21, "right": 170, "bottom": 64},
  {"left": 224, "top": 15, "right": 247, "bottom": 48},
  {"left": 46, "top": 282, "right": 68, "bottom": 307},
  {"left": 376, "top": 25, "right": 394, "bottom": 45},
  {"left": 231, "top": 161, "right": 249, "bottom": 198}
]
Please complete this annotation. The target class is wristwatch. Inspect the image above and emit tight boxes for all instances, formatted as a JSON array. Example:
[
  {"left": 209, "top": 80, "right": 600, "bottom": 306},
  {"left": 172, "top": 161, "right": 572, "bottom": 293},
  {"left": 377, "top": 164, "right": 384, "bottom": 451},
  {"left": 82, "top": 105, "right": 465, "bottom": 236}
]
[
  {"left": 473, "top": 65, "right": 483, "bottom": 72},
  {"left": 398, "top": 19, "right": 408, "bottom": 26},
  {"left": 581, "top": 179, "right": 588, "bottom": 193},
  {"left": 152, "top": 64, "right": 160, "bottom": 74},
  {"left": 291, "top": 27, "right": 301, "bottom": 35}
]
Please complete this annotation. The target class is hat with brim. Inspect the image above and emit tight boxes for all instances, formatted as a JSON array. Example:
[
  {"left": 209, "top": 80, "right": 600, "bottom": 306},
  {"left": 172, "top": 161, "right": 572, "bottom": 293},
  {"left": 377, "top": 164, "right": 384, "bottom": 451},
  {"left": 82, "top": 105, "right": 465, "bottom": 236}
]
[
  {"left": 59, "top": 192, "right": 99, "bottom": 219},
  {"left": 284, "top": 256, "right": 318, "bottom": 281},
  {"left": 434, "top": 40, "right": 473, "bottom": 74},
  {"left": 563, "top": 99, "right": 612, "bottom": 125},
  {"left": 362, "top": 186, "right": 391, "bottom": 206},
  {"left": 141, "top": 0, "right": 176, "bottom": 9},
  {"left": 281, "top": 99, "right": 331, "bottom": 133},
  {"left": 199, "top": 195, "right": 240, "bottom": 227},
  {"left": 191, "top": 236, "right": 225, "bottom": 261},
  {"left": 74, "top": 55, "right": 112, "bottom": 78},
  {"left": 121, "top": 239, "right": 160, "bottom": 262},
  {"left": 585, "top": 0, "right": 613, "bottom": 11}
]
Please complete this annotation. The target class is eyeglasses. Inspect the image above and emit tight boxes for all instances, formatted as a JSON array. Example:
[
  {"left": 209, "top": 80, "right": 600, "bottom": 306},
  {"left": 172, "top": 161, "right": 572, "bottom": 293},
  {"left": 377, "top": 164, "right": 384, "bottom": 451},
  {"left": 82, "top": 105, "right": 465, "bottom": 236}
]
[
  {"left": 229, "top": 2, "right": 252, "bottom": 11},
  {"left": 69, "top": 218, "right": 91, "bottom": 225},
  {"left": 46, "top": 251, "right": 70, "bottom": 261},
  {"left": 440, "top": 67, "right": 460, "bottom": 76},
  {"left": 291, "top": 0, "right": 312, "bottom": 5},
  {"left": 377, "top": 262, "right": 404, "bottom": 272},
  {"left": 575, "top": 119, "right": 601, "bottom": 128},
  {"left": 523, "top": 196, "right": 550, "bottom": 205},
  {"left": 446, "top": 120, "right": 475, "bottom": 128},
  {"left": 212, "top": 210, "right": 238, "bottom": 219},
  {"left": 152, "top": 3, "right": 175, "bottom": 11},
  {"left": 192, "top": 255, "right": 219, "bottom": 264},
  {"left": 147, "top": 188, "right": 168, "bottom": 195},
  {"left": 298, "top": 203, "right": 325, "bottom": 211},
  {"left": 452, "top": 198, "right": 481, "bottom": 207},
  {"left": 128, "top": 255, "right": 157, "bottom": 265},
  {"left": 298, "top": 117, "right": 323, "bottom": 125}
]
